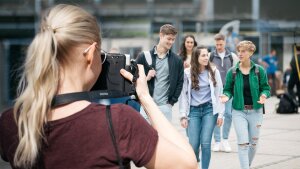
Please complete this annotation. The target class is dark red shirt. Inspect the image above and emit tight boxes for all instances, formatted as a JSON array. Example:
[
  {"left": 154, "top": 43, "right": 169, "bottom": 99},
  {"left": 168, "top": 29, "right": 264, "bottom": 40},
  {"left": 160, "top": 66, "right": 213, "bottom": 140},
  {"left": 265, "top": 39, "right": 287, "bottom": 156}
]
[{"left": 0, "top": 103, "right": 158, "bottom": 169}]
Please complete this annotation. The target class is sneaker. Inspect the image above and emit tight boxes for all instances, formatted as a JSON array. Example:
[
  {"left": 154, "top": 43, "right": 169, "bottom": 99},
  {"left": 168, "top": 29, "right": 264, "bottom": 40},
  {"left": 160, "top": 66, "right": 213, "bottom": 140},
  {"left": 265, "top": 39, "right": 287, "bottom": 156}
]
[
  {"left": 212, "top": 142, "right": 221, "bottom": 152},
  {"left": 222, "top": 140, "right": 232, "bottom": 152}
]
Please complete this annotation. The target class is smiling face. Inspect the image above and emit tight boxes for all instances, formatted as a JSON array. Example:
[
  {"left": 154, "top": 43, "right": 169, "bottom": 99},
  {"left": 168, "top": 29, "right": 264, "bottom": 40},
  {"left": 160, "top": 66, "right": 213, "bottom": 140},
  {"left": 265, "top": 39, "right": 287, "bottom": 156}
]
[
  {"left": 159, "top": 33, "right": 176, "bottom": 50},
  {"left": 198, "top": 48, "right": 209, "bottom": 66},
  {"left": 185, "top": 37, "right": 195, "bottom": 52}
]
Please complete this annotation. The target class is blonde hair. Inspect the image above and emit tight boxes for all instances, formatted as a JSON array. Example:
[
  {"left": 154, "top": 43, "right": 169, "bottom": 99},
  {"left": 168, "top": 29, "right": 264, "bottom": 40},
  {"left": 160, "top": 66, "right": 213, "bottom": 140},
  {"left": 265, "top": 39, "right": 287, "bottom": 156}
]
[
  {"left": 13, "top": 4, "right": 101, "bottom": 167},
  {"left": 236, "top": 40, "right": 256, "bottom": 53}
]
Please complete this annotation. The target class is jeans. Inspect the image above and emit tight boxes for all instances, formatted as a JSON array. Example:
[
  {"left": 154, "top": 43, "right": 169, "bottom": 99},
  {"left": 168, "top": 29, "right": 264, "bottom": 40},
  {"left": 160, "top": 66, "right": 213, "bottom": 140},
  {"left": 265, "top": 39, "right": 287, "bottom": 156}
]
[
  {"left": 213, "top": 98, "right": 232, "bottom": 142},
  {"left": 232, "top": 108, "right": 263, "bottom": 169},
  {"left": 140, "top": 104, "right": 172, "bottom": 122},
  {"left": 187, "top": 102, "right": 217, "bottom": 169}
]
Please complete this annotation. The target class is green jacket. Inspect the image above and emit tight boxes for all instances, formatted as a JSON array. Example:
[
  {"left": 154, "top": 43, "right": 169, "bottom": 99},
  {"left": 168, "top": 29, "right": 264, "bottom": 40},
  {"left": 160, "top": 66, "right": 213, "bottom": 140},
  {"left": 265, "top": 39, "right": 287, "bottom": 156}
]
[{"left": 223, "top": 61, "right": 271, "bottom": 110}]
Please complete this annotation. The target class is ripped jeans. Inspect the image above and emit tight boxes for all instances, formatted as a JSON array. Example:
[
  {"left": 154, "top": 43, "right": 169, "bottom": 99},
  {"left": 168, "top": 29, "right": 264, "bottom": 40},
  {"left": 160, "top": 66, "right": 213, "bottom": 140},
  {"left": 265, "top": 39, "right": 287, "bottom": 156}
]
[{"left": 232, "top": 108, "right": 263, "bottom": 169}]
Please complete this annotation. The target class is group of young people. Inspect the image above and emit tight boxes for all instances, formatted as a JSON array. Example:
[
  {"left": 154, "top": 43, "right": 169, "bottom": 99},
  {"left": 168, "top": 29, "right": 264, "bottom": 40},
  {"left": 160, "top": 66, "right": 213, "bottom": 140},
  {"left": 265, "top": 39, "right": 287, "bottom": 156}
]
[
  {"left": 177, "top": 33, "right": 270, "bottom": 169},
  {"left": 0, "top": 4, "right": 270, "bottom": 169}
]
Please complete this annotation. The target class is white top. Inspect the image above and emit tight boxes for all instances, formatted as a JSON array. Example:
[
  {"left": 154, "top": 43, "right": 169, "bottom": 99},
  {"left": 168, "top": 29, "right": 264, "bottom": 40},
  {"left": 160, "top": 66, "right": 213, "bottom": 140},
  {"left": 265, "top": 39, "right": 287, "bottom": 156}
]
[{"left": 179, "top": 67, "right": 225, "bottom": 119}]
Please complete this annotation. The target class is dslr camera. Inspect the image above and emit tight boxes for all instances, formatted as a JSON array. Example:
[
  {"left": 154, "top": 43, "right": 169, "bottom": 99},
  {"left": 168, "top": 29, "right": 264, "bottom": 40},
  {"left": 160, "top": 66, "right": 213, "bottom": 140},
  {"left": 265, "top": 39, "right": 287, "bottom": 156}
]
[{"left": 91, "top": 52, "right": 138, "bottom": 98}]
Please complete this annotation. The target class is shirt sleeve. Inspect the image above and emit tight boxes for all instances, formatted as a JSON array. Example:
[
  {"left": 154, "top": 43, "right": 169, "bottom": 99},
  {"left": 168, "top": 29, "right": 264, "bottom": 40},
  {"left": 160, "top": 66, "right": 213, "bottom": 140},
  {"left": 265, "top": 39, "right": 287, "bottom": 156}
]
[
  {"left": 113, "top": 104, "right": 158, "bottom": 167},
  {"left": 223, "top": 68, "right": 234, "bottom": 99}
]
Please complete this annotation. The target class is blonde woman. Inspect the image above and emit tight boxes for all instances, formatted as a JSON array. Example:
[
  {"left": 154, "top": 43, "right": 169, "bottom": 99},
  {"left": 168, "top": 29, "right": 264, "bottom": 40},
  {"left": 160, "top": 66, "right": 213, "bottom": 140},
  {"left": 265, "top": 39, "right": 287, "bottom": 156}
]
[
  {"left": 0, "top": 4, "right": 197, "bottom": 169},
  {"left": 220, "top": 41, "right": 270, "bottom": 169}
]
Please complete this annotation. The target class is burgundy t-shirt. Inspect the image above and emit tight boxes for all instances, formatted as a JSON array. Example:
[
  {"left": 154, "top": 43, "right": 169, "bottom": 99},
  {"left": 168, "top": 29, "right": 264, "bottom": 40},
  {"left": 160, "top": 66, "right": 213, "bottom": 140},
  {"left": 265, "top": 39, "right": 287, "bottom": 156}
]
[{"left": 0, "top": 103, "right": 158, "bottom": 169}]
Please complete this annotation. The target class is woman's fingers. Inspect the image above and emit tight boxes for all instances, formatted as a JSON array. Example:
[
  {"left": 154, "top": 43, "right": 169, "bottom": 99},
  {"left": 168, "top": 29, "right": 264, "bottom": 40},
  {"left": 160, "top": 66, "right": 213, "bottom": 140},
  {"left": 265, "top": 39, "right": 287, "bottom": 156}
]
[{"left": 120, "top": 68, "right": 133, "bottom": 82}]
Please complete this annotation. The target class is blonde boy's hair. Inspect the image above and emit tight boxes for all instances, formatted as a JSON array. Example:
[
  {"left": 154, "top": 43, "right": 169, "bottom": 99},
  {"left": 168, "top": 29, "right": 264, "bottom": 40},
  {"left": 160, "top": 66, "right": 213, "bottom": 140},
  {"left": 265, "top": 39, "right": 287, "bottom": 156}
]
[{"left": 236, "top": 40, "right": 256, "bottom": 53}]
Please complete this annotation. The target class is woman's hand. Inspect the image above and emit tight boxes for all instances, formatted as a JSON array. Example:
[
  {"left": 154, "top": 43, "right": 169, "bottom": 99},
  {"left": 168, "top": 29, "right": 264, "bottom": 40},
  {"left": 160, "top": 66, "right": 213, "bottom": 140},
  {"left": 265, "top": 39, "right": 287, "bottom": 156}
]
[
  {"left": 183, "top": 61, "right": 190, "bottom": 69},
  {"left": 257, "top": 94, "right": 267, "bottom": 104},
  {"left": 216, "top": 118, "right": 223, "bottom": 127},
  {"left": 146, "top": 69, "right": 156, "bottom": 81},
  {"left": 120, "top": 64, "right": 150, "bottom": 99},
  {"left": 219, "top": 95, "right": 229, "bottom": 103},
  {"left": 180, "top": 118, "right": 188, "bottom": 128}
]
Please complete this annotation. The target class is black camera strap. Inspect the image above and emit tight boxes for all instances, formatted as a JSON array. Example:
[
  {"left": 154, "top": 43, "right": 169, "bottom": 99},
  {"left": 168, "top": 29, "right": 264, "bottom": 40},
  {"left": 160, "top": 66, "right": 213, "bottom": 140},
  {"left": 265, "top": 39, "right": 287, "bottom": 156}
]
[
  {"left": 105, "top": 105, "right": 124, "bottom": 169},
  {"left": 52, "top": 90, "right": 130, "bottom": 107}
]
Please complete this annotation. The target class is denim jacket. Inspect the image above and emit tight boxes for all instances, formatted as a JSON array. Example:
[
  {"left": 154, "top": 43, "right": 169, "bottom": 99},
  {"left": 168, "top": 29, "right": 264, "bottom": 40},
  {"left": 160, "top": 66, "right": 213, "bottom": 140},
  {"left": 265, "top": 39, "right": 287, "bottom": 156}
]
[{"left": 179, "top": 67, "right": 225, "bottom": 119}]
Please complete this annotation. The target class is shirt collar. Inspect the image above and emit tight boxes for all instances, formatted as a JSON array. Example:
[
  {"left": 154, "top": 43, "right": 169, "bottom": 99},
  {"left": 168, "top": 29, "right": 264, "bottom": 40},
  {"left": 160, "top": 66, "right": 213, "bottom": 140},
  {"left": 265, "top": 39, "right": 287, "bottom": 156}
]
[{"left": 154, "top": 46, "right": 170, "bottom": 56}]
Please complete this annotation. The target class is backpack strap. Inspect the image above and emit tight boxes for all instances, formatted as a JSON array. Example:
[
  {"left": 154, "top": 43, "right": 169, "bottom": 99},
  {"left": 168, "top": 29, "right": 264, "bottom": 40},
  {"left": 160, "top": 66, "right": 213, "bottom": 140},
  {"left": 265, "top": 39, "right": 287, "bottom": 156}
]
[
  {"left": 232, "top": 65, "right": 260, "bottom": 85},
  {"left": 143, "top": 51, "right": 152, "bottom": 67},
  {"left": 209, "top": 52, "right": 215, "bottom": 62},
  {"left": 232, "top": 67, "right": 237, "bottom": 83},
  {"left": 229, "top": 53, "right": 233, "bottom": 67}
]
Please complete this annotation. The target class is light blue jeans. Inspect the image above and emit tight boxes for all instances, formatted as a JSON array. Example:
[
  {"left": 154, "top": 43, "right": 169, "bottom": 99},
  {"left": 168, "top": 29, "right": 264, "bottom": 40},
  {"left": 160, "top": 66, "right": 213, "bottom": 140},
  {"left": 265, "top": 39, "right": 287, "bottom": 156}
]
[
  {"left": 187, "top": 102, "right": 217, "bottom": 169},
  {"left": 232, "top": 108, "right": 263, "bottom": 169},
  {"left": 140, "top": 104, "right": 172, "bottom": 122},
  {"left": 213, "top": 98, "right": 232, "bottom": 142}
]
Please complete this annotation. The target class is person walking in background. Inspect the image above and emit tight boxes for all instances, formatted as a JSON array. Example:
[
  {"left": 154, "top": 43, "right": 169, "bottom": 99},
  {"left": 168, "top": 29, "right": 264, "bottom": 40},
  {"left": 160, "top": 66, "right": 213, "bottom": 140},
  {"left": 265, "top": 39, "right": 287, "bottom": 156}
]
[
  {"left": 179, "top": 46, "right": 224, "bottom": 169},
  {"left": 0, "top": 5, "right": 198, "bottom": 169},
  {"left": 261, "top": 49, "right": 278, "bottom": 96},
  {"left": 288, "top": 45, "right": 300, "bottom": 107},
  {"left": 209, "top": 33, "right": 238, "bottom": 152},
  {"left": 136, "top": 24, "right": 184, "bottom": 122},
  {"left": 220, "top": 40, "right": 271, "bottom": 169},
  {"left": 179, "top": 34, "right": 198, "bottom": 69}
]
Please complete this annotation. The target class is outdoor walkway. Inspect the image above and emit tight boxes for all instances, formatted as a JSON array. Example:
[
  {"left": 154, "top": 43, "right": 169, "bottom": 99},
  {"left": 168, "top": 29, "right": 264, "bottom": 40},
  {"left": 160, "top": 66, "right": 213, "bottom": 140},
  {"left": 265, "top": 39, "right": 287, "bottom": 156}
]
[
  {"left": 131, "top": 96, "right": 300, "bottom": 169},
  {"left": 1, "top": 97, "right": 299, "bottom": 169}
]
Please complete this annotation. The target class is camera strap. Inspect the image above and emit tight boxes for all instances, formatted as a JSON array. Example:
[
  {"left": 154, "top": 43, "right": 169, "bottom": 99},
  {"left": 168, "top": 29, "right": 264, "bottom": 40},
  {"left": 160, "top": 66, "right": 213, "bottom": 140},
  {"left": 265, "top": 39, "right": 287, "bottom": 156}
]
[{"left": 52, "top": 90, "right": 129, "bottom": 107}]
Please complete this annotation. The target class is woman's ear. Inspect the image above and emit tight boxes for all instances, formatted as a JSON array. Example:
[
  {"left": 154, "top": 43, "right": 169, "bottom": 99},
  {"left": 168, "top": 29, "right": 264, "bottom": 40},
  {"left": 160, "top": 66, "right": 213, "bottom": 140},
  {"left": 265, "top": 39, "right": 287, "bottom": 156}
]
[{"left": 85, "top": 42, "right": 97, "bottom": 65}]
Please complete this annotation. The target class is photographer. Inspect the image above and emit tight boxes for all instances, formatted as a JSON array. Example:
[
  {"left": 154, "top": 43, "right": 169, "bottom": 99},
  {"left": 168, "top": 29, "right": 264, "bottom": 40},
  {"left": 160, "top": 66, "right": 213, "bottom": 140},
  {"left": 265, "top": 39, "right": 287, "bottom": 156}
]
[{"left": 0, "top": 4, "right": 197, "bottom": 169}]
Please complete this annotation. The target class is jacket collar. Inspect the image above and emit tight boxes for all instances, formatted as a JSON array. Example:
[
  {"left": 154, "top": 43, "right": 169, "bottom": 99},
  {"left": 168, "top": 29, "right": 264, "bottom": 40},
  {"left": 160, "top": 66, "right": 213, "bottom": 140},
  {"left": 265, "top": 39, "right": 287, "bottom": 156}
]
[
  {"left": 212, "top": 48, "right": 231, "bottom": 57},
  {"left": 235, "top": 60, "right": 256, "bottom": 71}
]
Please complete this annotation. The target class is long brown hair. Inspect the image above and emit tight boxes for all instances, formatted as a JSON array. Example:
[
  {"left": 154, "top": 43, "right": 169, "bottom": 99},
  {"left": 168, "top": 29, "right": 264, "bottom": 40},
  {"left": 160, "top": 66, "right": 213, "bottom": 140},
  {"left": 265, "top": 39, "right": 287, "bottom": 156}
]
[
  {"left": 179, "top": 35, "right": 197, "bottom": 61},
  {"left": 190, "top": 46, "right": 217, "bottom": 90}
]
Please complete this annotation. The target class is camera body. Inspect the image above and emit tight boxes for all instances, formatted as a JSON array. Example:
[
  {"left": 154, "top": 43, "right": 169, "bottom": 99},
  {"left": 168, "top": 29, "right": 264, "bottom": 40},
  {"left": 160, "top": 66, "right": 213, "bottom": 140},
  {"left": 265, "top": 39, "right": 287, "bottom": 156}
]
[{"left": 91, "top": 52, "right": 137, "bottom": 97}]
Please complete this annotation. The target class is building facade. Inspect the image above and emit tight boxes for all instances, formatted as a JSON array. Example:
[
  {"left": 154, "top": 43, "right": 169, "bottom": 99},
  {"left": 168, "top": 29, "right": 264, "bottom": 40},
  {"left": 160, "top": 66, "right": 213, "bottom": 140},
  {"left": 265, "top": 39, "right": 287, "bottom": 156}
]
[{"left": 1, "top": 0, "right": 300, "bottom": 110}]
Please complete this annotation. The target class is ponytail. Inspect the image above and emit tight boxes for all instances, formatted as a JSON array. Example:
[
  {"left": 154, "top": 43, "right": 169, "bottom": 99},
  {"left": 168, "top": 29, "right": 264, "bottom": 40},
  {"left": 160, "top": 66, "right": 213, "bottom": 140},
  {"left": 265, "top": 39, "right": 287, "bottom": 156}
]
[
  {"left": 13, "top": 27, "right": 59, "bottom": 168},
  {"left": 13, "top": 4, "right": 100, "bottom": 168}
]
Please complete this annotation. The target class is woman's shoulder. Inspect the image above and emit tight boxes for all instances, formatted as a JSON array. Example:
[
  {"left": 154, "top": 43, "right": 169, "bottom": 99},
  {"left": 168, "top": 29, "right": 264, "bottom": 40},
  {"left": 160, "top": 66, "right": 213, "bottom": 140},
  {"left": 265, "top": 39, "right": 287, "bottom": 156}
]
[
  {"left": 0, "top": 108, "right": 15, "bottom": 129},
  {"left": 110, "top": 103, "right": 144, "bottom": 123}
]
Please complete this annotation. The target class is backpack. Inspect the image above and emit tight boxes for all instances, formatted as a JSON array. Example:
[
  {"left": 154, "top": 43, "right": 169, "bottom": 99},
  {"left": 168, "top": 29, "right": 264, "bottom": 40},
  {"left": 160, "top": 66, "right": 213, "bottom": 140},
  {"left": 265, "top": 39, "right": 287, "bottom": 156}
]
[
  {"left": 210, "top": 50, "right": 234, "bottom": 67},
  {"left": 276, "top": 93, "right": 298, "bottom": 114},
  {"left": 231, "top": 64, "right": 266, "bottom": 114},
  {"left": 143, "top": 51, "right": 153, "bottom": 68}
]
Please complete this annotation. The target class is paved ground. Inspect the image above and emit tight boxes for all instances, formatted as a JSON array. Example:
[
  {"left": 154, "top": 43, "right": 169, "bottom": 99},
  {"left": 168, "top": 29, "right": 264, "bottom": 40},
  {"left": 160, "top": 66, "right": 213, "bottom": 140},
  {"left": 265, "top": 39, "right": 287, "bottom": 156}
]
[{"left": 1, "top": 97, "right": 300, "bottom": 169}]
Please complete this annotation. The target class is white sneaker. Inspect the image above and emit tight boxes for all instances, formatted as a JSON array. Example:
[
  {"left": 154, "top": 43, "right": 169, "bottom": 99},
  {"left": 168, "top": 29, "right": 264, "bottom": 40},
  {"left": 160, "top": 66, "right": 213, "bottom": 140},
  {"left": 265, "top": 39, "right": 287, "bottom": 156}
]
[
  {"left": 222, "top": 140, "right": 232, "bottom": 152},
  {"left": 212, "top": 142, "right": 221, "bottom": 152}
]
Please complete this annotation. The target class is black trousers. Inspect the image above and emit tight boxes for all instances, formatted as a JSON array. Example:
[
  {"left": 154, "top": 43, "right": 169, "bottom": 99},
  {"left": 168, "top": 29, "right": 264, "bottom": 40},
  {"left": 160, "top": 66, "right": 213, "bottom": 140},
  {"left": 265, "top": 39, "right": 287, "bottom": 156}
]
[{"left": 288, "top": 70, "right": 300, "bottom": 107}]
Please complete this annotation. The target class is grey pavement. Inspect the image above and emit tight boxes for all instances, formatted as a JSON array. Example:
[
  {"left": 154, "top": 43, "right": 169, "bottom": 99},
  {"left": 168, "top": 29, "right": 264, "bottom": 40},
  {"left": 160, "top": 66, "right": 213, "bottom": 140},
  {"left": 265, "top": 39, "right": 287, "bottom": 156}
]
[
  {"left": 131, "top": 96, "right": 300, "bottom": 169},
  {"left": 1, "top": 97, "right": 300, "bottom": 169}
]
